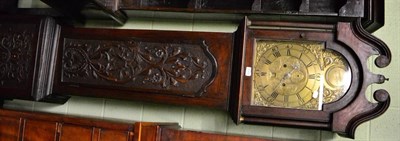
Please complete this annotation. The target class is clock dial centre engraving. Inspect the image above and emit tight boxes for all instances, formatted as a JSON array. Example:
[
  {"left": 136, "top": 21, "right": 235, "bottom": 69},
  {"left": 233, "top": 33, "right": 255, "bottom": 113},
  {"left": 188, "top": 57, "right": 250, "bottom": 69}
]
[{"left": 262, "top": 56, "right": 308, "bottom": 96}]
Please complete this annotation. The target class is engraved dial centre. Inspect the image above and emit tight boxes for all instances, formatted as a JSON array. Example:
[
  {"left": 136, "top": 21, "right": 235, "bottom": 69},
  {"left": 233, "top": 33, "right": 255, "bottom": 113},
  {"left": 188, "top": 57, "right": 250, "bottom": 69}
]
[{"left": 266, "top": 56, "right": 308, "bottom": 96}]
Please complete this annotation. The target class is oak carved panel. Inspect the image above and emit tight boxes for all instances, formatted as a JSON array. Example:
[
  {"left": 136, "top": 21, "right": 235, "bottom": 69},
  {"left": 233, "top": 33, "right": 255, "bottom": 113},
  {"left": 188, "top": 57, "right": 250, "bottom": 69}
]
[
  {"left": 61, "top": 38, "right": 216, "bottom": 97},
  {"left": 0, "top": 15, "right": 40, "bottom": 101},
  {"left": 0, "top": 15, "right": 64, "bottom": 102},
  {"left": 0, "top": 24, "right": 35, "bottom": 88},
  {"left": 54, "top": 27, "right": 233, "bottom": 109}
]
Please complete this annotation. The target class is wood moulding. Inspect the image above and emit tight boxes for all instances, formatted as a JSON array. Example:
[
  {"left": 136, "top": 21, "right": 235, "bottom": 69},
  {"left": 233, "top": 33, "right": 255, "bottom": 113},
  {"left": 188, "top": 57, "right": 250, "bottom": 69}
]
[
  {"left": 362, "top": 0, "right": 385, "bottom": 33},
  {"left": 332, "top": 18, "right": 390, "bottom": 138}
]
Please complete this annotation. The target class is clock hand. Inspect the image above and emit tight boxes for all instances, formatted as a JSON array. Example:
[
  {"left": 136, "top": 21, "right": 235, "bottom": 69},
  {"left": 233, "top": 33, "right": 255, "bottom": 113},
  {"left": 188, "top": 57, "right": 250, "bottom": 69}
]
[
  {"left": 270, "top": 62, "right": 301, "bottom": 92},
  {"left": 283, "top": 62, "right": 301, "bottom": 79}
]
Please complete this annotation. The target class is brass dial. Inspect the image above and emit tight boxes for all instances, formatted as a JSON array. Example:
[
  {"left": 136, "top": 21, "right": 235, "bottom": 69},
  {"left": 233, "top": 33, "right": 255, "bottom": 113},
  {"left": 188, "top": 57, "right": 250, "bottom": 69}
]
[{"left": 252, "top": 40, "right": 351, "bottom": 110}]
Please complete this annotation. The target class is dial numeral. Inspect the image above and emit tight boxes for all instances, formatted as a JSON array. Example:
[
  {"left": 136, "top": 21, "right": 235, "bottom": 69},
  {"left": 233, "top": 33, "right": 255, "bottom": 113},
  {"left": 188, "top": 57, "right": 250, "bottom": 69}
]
[
  {"left": 263, "top": 58, "right": 272, "bottom": 64},
  {"left": 272, "top": 48, "right": 281, "bottom": 57},
  {"left": 284, "top": 95, "right": 289, "bottom": 104},
  {"left": 306, "top": 61, "right": 316, "bottom": 67},
  {"left": 271, "top": 91, "right": 279, "bottom": 98},
  {"left": 305, "top": 86, "right": 312, "bottom": 91},
  {"left": 255, "top": 69, "right": 268, "bottom": 77},
  {"left": 284, "top": 96, "right": 289, "bottom": 107},
  {"left": 267, "top": 91, "right": 279, "bottom": 102},
  {"left": 296, "top": 93, "right": 305, "bottom": 104},
  {"left": 309, "top": 73, "right": 321, "bottom": 80},
  {"left": 300, "top": 48, "right": 309, "bottom": 54},
  {"left": 257, "top": 85, "right": 269, "bottom": 90},
  {"left": 255, "top": 69, "right": 260, "bottom": 76},
  {"left": 287, "top": 49, "right": 291, "bottom": 56}
]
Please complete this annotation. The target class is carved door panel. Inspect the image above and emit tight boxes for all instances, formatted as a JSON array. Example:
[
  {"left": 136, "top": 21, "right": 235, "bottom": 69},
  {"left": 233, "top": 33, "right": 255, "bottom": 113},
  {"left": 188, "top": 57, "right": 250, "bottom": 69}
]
[
  {"left": 53, "top": 27, "right": 234, "bottom": 109},
  {"left": 0, "top": 15, "right": 43, "bottom": 100}
]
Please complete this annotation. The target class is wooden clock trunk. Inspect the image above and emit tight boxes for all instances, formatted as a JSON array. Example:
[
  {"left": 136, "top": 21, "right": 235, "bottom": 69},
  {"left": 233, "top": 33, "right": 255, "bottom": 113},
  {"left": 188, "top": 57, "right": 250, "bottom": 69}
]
[{"left": 53, "top": 27, "right": 235, "bottom": 109}]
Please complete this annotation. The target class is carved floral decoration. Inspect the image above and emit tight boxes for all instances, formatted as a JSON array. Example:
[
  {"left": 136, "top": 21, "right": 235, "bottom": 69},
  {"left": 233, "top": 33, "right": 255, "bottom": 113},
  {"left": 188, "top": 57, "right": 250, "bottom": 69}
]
[
  {"left": 0, "top": 27, "right": 34, "bottom": 86},
  {"left": 62, "top": 39, "right": 216, "bottom": 96}
]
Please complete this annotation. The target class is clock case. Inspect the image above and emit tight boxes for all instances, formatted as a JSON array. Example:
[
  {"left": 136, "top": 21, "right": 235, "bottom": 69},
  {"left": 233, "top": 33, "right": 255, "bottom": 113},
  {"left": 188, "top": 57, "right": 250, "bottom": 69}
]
[
  {"left": 0, "top": 0, "right": 392, "bottom": 139},
  {"left": 231, "top": 17, "right": 391, "bottom": 138}
]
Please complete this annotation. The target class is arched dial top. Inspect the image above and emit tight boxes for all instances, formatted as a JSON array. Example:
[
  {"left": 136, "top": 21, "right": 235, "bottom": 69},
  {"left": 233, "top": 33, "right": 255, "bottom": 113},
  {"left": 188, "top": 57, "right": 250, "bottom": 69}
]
[{"left": 251, "top": 40, "right": 352, "bottom": 110}]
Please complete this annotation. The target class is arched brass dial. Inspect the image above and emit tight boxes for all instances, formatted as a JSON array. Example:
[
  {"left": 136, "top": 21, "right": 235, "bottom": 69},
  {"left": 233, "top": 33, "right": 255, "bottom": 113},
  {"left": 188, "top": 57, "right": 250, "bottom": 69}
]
[{"left": 252, "top": 40, "right": 351, "bottom": 110}]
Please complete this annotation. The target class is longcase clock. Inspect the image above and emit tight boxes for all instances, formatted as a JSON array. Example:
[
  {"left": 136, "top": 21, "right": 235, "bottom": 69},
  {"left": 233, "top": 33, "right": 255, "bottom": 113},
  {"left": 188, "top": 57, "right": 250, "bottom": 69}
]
[
  {"left": 231, "top": 17, "right": 391, "bottom": 138},
  {"left": 0, "top": 0, "right": 392, "bottom": 139}
]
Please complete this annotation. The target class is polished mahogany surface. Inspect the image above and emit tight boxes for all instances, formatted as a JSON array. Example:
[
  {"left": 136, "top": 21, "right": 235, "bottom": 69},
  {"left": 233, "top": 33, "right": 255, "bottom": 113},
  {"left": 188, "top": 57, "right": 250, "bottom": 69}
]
[{"left": 0, "top": 108, "right": 275, "bottom": 141}]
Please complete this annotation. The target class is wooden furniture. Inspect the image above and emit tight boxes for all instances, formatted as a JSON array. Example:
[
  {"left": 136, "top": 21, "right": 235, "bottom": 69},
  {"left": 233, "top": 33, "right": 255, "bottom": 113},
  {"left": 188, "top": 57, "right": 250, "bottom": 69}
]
[
  {"left": 0, "top": 0, "right": 392, "bottom": 139},
  {"left": 0, "top": 108, "right": 274, "bottom": 141},
  {"left": 0, "top": 14, "right": 234, "bottom": 109},
  {"left": 39, "top": 0, "right": 384, "bottom": 32},
  {"left": 0, "top": 15, "right": 68, "bottom": 103},
  {"left": 230, "top": 17, "right": 390, "bottom": 138},
  {"left": 53, "top": 26, "right": 234, "bottom": 109}
]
